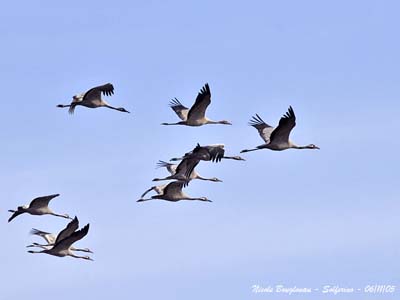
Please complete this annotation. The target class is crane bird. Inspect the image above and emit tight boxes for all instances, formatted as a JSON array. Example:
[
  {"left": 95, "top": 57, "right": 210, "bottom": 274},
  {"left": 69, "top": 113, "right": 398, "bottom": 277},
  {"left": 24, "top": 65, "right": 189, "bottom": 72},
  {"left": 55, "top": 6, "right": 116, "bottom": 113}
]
[
  {"left": 169, "top": 144, "right": 245, "bottom": 181},
  {"left": 170, "top": 144, "right": 245, "bottom": 162},
  {"left": 161, "top": 83, "right": 232, "bottom": 126},
  {"left": 241, "top": 106, "right": 320, "bottom": 153},
  {"left": 152, "top": 159, "right": 222, "bottom": 183},
  {"left": 137, "top": 181, "right": 211, "bottom": 203},
  {"left": 8, "top": 194, "right": 71, "bottom": 223},
  {"left": 27, "top": 217, "right": 93, "bottom": 253},
  {"left": 57, "top": 83, "right": 130, "bottom": 114},
  {"left": 28, "top": 224, "right": 93, "bottom": 261}
]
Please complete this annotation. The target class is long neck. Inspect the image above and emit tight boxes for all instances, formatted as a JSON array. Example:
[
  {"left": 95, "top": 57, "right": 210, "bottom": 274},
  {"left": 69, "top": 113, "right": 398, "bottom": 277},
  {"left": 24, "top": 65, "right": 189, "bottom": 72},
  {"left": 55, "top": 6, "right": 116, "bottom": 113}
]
[
  {"left": 292, "top": 144, "right": 308, "bottom": 149},
  {"left": 70, "top": 247, "right": 92, "bottom": 253},
  {"left": 57, "top": 104, "right": 71, "bottom": 108},
  {"left": 205, "top": 119, "right": 226, "bottom": 125},
  {"left": 104, "top": 104, "right": 119, "bottom": 111},
  {"left": 195, "top": 175, "right": 207, "bottom": 181},
  {"left": 196, "top": 175, "right": 214, "bottom": 182},
  {"left": 186, "top": 197, "right": 207, "bottom": 201}
]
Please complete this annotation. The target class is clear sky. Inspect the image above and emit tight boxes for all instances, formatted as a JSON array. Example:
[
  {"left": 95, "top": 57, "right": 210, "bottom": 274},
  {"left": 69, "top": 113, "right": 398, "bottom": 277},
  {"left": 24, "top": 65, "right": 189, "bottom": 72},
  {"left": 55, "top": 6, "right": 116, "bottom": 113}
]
[{"left": 1, "top": 1, "right": 399, "bottom": 299}]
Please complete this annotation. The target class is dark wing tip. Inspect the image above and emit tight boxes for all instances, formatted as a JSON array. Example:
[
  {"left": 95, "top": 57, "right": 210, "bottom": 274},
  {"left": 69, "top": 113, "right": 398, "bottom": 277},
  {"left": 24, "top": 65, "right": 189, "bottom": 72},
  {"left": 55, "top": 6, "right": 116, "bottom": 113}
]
[
  {"left": 30, "top": 228, "right": 40, "bottom": 235},
  {"left": 200, "top": 83, "right": 211, "bottom": 95},
  {"left": 289, "top": 106, "right": 295, "bottom": 117},
  {"left": 248, "top": 113, "right": 265, "bottom": 127},
  {"left": 169, "top": 98, "right": 182, "bottom": 107},
  {"left": 80, "top": 224, "right": 90, "bottom": 236},
  {"left": 156, "top": 160, "right": 170, "bottom": 168},
  {"left": 103, "top": 83, "right": 114, "bottom": 96},
  {"left": 282, "top": 106, "right": 295, "bottom": 120}
]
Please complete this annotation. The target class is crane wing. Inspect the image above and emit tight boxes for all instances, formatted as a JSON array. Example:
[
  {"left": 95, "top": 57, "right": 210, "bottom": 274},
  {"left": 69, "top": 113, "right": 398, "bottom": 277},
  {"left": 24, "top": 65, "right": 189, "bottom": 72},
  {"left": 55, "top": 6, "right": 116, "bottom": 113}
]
[
  {"left": 174, "top": 157, "right": 200, "bottom": 183},
  {"left": 248, "top": 114, "right": 275, "bottom": 143},
  {"left": 29, "top": 194, "right": 60, "bottom": 209},
  {"left": 82, "top": 83, "right": 114, "bottom": 102},
  {"left": 54, "top": 216, "right": 79, "bottom": 244},
  {"left": 169, "top": 98, "right": 189, "bottom": 120},
  {"left": 187, "top": 83, "right": 211, "bottom": 121},
  {"left": 269, "top": 106, "right": 296, "bottom": 144},
  {"left": 156, "top": 161, "right": 177, "bottom": 175},
  {"left": 30, "top": 229, "right": 56, "bottom": 244},
  {"left": 52, "top": 224, "right": 90, "bottom": 252},
  {"left": 162, "top": 181, "right": 184, "bottom": 196}
]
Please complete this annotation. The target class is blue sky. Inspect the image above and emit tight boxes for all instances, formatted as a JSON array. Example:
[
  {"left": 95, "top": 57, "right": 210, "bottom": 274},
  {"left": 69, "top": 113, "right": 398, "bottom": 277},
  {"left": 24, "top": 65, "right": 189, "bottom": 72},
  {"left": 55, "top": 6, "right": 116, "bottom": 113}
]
[{"left": 1, "top": 0, "right": 399, "bottom": 299}]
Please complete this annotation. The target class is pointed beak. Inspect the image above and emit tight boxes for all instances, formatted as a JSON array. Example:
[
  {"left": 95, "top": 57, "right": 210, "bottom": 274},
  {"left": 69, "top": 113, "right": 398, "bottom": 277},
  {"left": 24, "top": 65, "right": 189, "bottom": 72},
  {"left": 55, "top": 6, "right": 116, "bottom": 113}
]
[
  {"left": 216, "top": 179, "right": 223, "bottom": 182},
  {"left": 315, "top": 146, "right": 320, "bottom": 150}
]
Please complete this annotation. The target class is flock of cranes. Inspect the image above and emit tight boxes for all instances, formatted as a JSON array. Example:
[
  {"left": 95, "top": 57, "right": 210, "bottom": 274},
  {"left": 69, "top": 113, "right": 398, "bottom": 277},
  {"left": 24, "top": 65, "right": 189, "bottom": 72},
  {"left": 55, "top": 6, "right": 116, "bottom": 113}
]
[
  {"left": 8, "top": 82, "right": 319, "bottom": 261},
  {"left": 8, "top": 194, "right": 93, "bottom": 260}
]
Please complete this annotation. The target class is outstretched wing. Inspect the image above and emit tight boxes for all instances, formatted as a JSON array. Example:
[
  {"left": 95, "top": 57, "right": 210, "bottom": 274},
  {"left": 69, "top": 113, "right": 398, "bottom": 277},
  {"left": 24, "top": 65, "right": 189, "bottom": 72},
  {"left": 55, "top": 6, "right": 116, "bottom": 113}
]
[
  {"left": 248, "top": 114, "right": 275, "bottom": 143},
  {"left": 82, "top": 83, "right": 114, "bottom": 101},
  {"left": 162, "top": 181, "right": 185, "bottom": 196},
  {"left": 174, "top": 157, "right": 200, "bottom": 183},
  {"left": 205, "top": 145, "right": 225, "bottom": 162},
  {"left": 52, "top": 224, "right": 90, "bottom": 252},
  {"left": 30, "top": 229, "right": 56, "bottom": 244},
  {"left": 29, "top": 194, "right": 60, "bottom": 209},
  {"left": 269, "top": 106, "right": 296, "bottom": 144},
  {"left": 186, "top": 83, "right": 211, "bottom": 121},
  {"left": 156, "top": 160, "right": 177, "bottom": 175},
  {"left": 54, "top": 216, "right": 79, "bottom": 244},
  {"left": 190, "top": 143, "right": 225, "bottom": 162},
  {"left": 169, "top": 98, "right": 189, "bottom": 120}
]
